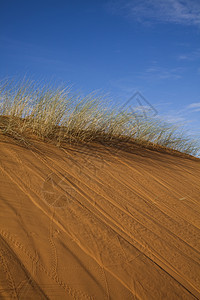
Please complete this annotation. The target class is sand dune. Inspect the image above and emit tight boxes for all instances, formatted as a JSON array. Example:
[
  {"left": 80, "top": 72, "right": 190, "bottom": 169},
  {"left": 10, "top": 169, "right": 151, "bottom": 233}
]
[{"left": 0, "top": 135, "right": 200, "bottom": 299}]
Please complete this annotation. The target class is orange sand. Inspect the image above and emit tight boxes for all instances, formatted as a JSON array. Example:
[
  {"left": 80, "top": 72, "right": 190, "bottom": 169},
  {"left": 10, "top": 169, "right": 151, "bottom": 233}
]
[{"left": 0, "top": 135, "right": 200, "bottom": 299}]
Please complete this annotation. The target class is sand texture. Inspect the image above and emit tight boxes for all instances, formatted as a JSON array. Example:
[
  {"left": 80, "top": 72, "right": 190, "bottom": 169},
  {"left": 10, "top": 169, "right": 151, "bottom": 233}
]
[{"left": 0, "top": 136, "right": 200, "bottom": 299}]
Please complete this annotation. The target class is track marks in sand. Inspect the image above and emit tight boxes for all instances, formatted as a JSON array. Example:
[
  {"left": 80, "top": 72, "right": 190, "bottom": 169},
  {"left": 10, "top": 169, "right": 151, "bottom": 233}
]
[
  {"left": 1, "top": 141, "right": 200, "bottom": 298},
  {"left": 111, "top": 150, "right": 200, "bottom": 206},
  {"left": 24, "top": 144, "right": 200, "bottom": 297},
  {"left": 0, "top": 230, "right": 93, "bottom": 299},
  {"left": 58, "top": 148, "right": 200, "bottom": 257},
  {"left": 0, "top": 239, "right": 18, "bottom": 299},
  {"left": 0, "top": 149, "right": 94, "bottom": 298},
  {"left": 48, "top": 210, "right": 58, "bottom": 277},
  {"left": 0, "top": 232, "right": 49, "bottom": 299},
  {"left": 48, "top": 147, "right": 200, "bottom": 298}
]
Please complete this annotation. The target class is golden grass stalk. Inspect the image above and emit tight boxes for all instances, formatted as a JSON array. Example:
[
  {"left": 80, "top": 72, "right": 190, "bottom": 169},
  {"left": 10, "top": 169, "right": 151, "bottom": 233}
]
[{"left": 0, "top": 78, "right": 199, "bottom": 156}]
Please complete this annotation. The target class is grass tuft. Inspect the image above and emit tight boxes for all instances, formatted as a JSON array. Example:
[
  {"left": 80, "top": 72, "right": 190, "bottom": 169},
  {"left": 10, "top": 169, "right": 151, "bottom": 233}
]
[{"left": 0, "top": 78, "right": 199, "bottom": 157}]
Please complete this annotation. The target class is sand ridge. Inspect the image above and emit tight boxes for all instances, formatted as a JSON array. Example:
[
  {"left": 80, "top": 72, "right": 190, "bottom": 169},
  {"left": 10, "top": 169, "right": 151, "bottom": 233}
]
[{"left": 0, "top": 136, "right": 200, "bottom": 299}]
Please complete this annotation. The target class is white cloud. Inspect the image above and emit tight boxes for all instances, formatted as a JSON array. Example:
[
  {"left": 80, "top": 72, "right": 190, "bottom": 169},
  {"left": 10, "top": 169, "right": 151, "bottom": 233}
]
[
  {"left": 138, "top": 66, "right": 183, "bottom": 80},
  {"left": 187, "top": 102, "right": 200, "bottom": 112},
  {"left": 178, "top": 48, "right": 200, "bottom": 61},
  {"left": 188, "top": 102, "right": 200, "bottom": 108},
  {"left": 162, "top": 103, "right": 200, "bottom": 135},
  {"left": 158, "top": 105, "right": 200, "bottom": 141},
  {"left": 107, "top": 0, "right": 200, "bottom": 26},
  {"left": 179, "top": 55, "right": 189, "bottom": 60}
]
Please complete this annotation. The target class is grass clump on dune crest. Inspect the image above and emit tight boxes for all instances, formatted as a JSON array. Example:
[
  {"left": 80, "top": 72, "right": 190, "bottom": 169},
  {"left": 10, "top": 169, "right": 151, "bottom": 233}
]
[{"left": 0, "top": 78, "right": 199, "bottom": 157}]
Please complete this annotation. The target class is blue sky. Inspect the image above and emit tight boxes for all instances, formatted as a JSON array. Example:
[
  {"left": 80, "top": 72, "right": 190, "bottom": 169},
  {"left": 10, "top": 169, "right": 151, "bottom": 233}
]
[{"left": 0, "top": 0, "right": 200, "bottom": 140}]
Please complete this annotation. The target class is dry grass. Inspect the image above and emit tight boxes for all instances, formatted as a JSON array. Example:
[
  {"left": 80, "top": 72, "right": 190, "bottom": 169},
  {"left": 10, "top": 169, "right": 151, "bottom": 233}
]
[{"left": 0, "top": 78, "right": 199, "bottom": 157}]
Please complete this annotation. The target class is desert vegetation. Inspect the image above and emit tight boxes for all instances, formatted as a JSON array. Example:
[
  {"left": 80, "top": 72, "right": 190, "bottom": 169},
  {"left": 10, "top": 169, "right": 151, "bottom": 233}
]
[{"left": 0, "top": 78, "right": 199, "bottom": 156}]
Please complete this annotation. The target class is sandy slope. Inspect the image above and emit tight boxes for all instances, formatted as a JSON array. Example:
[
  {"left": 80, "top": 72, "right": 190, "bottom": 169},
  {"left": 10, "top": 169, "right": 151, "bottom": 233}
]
[{"left": 0, "top": 136, "right": 200, "bottom": 299}]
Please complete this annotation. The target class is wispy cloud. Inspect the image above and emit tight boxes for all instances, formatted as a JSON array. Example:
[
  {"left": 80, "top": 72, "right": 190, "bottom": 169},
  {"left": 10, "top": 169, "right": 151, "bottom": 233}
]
[
  {"left": 178, "top": 48, "right": 200, "bottom": 60},
  {"left": 107, "top": 0, "right": 200, "bottom": 26},
  {"left": 187, "top": 102, "right": 200, "bottom": 112},
  {"left": 137, "top": 66, "right": 183, "bottom": 80},
  {"left": 188, "top": 102, "right": 200, "bottom": 108},
  {"left": 158, "top": 104, "right": 200, "bottom": 141}
]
